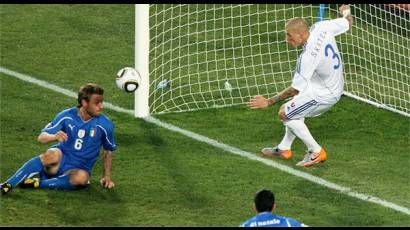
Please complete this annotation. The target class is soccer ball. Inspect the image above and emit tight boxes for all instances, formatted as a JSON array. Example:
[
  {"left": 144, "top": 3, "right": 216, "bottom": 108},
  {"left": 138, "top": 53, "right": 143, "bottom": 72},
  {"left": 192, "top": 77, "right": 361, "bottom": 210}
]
[{"left": 116, "top": 67, "right": 141, "bottom": 93}]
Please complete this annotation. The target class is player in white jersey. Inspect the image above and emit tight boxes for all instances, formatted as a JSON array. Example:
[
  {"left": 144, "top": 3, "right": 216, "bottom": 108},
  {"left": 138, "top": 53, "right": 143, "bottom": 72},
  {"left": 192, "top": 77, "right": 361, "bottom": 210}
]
[{"left": 247, "top": 5, "right": 353, "bottom": 167}]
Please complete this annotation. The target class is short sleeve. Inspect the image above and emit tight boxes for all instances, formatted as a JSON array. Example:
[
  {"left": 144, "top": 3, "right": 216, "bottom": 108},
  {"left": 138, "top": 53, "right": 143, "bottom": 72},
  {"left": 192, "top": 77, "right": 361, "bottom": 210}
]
[
  {"left": 98, "top": 121, "right": 117, "bottom": 152},
  {"left": 41, "top": 110, "right": 72, "bottom": 134}
]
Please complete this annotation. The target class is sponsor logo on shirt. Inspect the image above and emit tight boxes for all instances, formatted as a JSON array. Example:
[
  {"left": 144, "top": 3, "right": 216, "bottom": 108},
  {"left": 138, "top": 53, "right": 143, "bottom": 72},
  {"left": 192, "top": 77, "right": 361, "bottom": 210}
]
[
  {"left": 249, "top": 219, "right": 281, "bottom": 227},
  {"left": 68, "top": 124, "right": 75, "bottom": 131}
]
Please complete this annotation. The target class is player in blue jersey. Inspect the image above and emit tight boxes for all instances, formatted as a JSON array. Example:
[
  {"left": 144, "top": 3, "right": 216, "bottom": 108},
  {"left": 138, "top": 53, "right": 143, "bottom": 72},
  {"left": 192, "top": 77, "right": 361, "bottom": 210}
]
[
  {"left": 1, "top": 83, "right": 117, "bottom": 195},
  {"left": 240, "top": 189, "right": 305, "bottom": 227}
]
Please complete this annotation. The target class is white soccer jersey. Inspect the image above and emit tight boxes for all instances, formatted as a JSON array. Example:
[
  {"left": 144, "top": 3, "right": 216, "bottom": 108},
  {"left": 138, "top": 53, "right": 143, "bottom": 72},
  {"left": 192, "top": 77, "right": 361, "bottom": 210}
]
[{"left": 291, "top": 18, "right": 350, "bottom": 104}]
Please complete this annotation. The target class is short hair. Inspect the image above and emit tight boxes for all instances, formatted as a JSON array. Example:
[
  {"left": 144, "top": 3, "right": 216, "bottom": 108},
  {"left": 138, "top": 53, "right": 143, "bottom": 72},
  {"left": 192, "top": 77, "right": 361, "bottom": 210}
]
[
  {"left": 77, "top": 83, "right": 104, "bottom": 107},
  {"left": 254, "top": 189, "right": 275, "bottom": 212},
  {"left": 285, "top": 17, "right": 309, "bottom": 33}
]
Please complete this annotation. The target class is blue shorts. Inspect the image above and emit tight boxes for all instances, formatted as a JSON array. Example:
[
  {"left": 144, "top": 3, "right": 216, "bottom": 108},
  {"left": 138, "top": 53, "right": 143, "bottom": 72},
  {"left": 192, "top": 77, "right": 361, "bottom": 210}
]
[{"left": 40, "top": 152, "right": 91, "bottom": 180}]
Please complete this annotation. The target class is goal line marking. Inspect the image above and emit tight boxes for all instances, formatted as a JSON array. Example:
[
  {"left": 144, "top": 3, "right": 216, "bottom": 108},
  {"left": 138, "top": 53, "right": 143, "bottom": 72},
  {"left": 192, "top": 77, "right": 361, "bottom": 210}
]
[{"left": 1, "top": 66, "right": 409, "bottom": 216}]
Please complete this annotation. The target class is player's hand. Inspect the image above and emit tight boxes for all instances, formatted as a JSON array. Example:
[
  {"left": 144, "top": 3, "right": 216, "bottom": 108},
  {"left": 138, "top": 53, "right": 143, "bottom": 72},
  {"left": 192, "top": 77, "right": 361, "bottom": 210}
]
[
  {"left": 339, "top": 4, "right": 350, "bottom": 14},
  {"left": 100, "top": 177, "right": 115, "bottom": 189},
  {"left": 54, "top": 131, "right": 68, "bottom": 142},
  {"left": 247, "top": 95, "right": 269, "bottom": 109}
]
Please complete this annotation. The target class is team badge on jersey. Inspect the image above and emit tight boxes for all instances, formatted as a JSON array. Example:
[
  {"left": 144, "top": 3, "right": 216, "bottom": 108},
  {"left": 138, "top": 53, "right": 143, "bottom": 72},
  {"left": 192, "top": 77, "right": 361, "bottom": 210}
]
[
  {"left": 78, "top": 129, "right": 85, "bottom": 138},
  {"left": 89, "top": 128, "right": 96, "bottom": 138}
]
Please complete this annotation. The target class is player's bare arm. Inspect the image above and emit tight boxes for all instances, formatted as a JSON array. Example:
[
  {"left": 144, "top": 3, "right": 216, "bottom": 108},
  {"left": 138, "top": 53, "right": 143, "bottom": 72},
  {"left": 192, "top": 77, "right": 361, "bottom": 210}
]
[
  {"left": 37, "top": 131, "right": 68, "bottom": 144},
  {"left": 100, "top": 150, "right": 114, "bottom": 189},
  {"left": 247, "top": 87, "right": 299, "bottom": 109},
  {"left": 339, "top": 4, "right": 353, "bottom": 27}
]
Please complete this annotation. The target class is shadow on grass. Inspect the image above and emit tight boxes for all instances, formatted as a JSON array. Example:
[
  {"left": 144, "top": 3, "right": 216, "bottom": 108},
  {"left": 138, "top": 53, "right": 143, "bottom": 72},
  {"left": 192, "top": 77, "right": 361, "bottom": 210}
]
[{"left": 41, "top": 185, "right": 125, "bottom": 226}]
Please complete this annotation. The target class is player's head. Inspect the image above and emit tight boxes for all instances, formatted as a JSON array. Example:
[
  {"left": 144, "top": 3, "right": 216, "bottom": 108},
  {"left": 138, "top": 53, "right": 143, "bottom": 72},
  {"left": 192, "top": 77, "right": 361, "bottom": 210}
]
[
  {"left": 285, "top": 17, "right": 309, "bottom": 48},
  {"left": 253, "top": 189, "right": 276, "bottom": 213},
  {"left": 77, "top": 83, "right": 104, "bottom": 117}
]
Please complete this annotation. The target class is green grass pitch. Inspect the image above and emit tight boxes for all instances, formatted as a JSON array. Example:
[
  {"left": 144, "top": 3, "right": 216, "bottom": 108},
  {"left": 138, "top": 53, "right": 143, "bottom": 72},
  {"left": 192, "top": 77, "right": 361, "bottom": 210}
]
[{"left": 1, "top": 4, "right": 409, "bottom": 226}]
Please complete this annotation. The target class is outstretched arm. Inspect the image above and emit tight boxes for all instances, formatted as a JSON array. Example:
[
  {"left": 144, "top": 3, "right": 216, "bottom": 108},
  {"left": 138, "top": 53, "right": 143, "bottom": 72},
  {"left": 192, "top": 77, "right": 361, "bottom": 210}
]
[
  {"left": 100, "top": 150, "right": 115, "bottom": 189},
  {"left": 339, "top": 4, "right": 353, "bottom": 28},
  {"left": 247, "top": 86, "right": 299, "bottom": 109}
]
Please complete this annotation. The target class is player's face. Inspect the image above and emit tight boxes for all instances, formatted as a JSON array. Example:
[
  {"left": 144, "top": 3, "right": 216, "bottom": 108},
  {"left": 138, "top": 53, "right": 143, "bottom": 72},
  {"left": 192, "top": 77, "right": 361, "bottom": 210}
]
[
  {"left": 85, "top": 94, "right": 104, "bottom": 117},
  {"left": 285, "top": 29, "right": 303, "bottom": 48}
]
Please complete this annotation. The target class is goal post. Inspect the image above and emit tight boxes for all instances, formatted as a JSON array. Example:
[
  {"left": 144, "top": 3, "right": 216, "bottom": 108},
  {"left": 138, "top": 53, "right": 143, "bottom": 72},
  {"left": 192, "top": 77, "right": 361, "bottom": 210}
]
[
  {"left": 135, "top": 4, "right": 409, "bottom": 117},
  {"left": 135, "top": 4, "right": 150, "bottom": 118}
]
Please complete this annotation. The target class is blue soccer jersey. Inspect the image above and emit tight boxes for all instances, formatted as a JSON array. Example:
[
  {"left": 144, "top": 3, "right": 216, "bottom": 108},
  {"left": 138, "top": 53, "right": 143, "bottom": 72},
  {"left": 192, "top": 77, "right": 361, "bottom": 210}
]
[
  {"left": 41, "top": 107, "right": 117, "bottom": 172},
  {"left": 240, "top": 212, "right": 304, "bottom": 227}
]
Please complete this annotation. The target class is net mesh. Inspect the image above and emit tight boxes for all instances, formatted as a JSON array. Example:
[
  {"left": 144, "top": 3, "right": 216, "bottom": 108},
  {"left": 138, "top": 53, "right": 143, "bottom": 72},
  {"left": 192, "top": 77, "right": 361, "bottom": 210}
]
[{"left": 147, "top": 4, "right": 409, "bottom": 116}]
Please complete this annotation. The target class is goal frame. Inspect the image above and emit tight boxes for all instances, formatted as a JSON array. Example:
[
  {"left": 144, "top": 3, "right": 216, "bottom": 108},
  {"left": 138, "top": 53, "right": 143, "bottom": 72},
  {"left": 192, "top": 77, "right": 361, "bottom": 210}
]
[{"left": 134, "top": 4, "right": 409, "bottom": 118}]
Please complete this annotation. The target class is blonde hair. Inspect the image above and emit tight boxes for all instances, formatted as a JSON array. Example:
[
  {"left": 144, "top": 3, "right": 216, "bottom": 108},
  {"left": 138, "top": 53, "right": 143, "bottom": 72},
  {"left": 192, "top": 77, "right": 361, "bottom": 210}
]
[{"left": 285, "top": 17, "right": 309, "bottom": 33}]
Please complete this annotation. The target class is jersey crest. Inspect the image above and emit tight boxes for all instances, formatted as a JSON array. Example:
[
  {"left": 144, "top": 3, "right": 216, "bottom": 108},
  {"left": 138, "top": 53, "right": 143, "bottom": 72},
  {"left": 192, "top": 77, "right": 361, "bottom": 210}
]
[{"left": 78, "top": 129, "right": 86, "bottom": 138}]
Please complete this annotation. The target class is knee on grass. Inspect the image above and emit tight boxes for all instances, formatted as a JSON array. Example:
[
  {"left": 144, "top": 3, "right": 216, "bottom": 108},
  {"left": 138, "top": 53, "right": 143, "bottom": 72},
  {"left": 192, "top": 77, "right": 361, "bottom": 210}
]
[{"left": 69, "top": 170, "right": 90, "bottom": 187}]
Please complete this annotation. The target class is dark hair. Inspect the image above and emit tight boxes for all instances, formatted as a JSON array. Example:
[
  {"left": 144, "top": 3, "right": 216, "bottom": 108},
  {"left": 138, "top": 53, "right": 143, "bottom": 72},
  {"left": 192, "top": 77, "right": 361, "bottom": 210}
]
[
  {"left": 254, "top": 189, "right": 275, "bottom": 213},
  {"left": 77, "top": 83, "right": 104, "bottom": 107}
]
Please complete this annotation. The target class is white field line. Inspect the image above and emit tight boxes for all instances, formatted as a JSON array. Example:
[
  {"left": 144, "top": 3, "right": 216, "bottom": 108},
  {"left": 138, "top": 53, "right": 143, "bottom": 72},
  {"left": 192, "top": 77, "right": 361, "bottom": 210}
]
[{"left": 1, "top": 66, "right": 409, "bottom": 216}]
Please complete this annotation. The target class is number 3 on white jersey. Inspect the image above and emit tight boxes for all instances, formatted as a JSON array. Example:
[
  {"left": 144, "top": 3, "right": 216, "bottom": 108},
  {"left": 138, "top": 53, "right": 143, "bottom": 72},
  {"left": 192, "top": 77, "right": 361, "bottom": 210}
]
[{"left": 325, "top": 44, "right": 340, "bottom": 70}]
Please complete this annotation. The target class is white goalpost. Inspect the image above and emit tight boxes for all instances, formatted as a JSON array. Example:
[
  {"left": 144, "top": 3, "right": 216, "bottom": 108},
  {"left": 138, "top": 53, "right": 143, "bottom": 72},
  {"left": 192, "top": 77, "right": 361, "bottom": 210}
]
[
  {"left": 134, "top": 4, "right": 150, "bottom": 118},
  {"left": 134, "top": 4, "right": 409, "bottom": 118}
]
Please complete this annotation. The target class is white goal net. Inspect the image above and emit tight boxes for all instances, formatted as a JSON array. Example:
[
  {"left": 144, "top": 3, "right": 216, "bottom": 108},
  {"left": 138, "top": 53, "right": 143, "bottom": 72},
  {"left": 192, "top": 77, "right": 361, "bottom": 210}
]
[
  {"left": 143, "top": 4, "right": 409, "bottom": 116},
  {"left": 335, "top": 4, "right": 409, "bottom": 117}
]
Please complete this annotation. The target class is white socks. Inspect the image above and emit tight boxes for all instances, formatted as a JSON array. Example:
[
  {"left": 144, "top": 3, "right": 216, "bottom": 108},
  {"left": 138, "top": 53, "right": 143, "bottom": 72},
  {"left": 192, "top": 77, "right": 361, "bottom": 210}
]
[
  {"left": 281, "top": 118, "right": 322, "bottom": 153},
  {"left": 278, "top": 126, "right": 296, "bottom": 150}
]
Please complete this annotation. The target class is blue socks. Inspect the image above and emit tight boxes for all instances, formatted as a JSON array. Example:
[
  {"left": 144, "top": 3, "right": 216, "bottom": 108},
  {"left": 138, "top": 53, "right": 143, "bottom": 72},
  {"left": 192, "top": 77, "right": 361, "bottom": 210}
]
[
  {"left": 6, "top": 155, "right": 80, "bottom": 190},
  {"left": 6, "top": 156, "right": 43, "bottom": 187},
  {"left": 39, "top": 174, "right": 76, "bottom": 190}
]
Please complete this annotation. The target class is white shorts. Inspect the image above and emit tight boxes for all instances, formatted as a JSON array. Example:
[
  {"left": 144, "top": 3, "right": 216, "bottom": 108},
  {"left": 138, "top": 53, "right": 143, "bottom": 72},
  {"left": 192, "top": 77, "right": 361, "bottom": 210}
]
[{"left": 283, "top": 93, "right": 336, "bottom": 120}]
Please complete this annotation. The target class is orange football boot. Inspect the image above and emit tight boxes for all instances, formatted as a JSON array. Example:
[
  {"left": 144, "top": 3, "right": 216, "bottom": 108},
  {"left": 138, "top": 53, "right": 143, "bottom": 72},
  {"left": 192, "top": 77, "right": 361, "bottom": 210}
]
[
  {"left": 261, "top": 146, "right": 293, "bottom": 160},
  {"left": 297, "top": 148, "right": 327, "bottom": 167}
]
